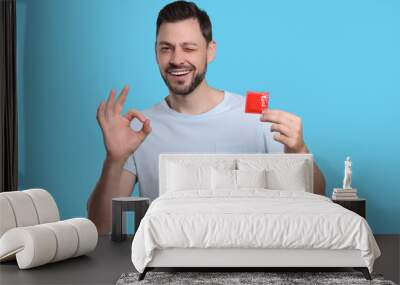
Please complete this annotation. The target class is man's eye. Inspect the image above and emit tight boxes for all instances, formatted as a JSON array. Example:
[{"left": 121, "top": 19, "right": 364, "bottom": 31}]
[
  {"left": 160, "top": 47, "right": 170, "bottom": 52},
  {"left": 184, "top": 48, "right": 196, "bottom": 52}
]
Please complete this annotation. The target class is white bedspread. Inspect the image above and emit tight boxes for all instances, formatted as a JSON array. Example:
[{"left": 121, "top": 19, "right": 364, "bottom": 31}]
[{"left": 131, "top": 190, "right": 380, "bottom": 273}]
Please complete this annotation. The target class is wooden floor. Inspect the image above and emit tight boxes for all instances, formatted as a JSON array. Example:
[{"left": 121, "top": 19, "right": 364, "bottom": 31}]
[{"left": 374, "top": 235, "right": 400, "bottom": 284}]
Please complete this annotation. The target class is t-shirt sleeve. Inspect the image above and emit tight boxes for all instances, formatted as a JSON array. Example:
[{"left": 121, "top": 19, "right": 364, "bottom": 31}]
[{"left": 123, "top": 154, "right": 137, "bottom": 176}]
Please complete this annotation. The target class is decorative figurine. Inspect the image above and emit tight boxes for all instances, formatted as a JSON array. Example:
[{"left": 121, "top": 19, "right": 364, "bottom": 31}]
[{"left": 342, "top": 156, "right": 352, "bottom": 190}]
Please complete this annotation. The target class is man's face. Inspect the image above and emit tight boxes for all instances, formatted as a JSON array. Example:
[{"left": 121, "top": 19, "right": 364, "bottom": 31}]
[{"left": 156, "top": 18, "right": 215, "bottom": 96}]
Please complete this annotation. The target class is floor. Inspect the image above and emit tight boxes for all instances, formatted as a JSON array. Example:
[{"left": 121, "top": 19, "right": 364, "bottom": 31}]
[
  {"left": 0, "top": 236, "right": 135, "bottom": 284},
  {"left": 0, "top": 235, "right": 398, "bottom": 284},
  {"left": 374, "top": 235, "right": 400, "bottom": 284}
]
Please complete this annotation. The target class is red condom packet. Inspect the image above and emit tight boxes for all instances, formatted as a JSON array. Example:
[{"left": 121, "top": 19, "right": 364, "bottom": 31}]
[{"left": 245, "top": 91, "right": 269, "bottom": 114}]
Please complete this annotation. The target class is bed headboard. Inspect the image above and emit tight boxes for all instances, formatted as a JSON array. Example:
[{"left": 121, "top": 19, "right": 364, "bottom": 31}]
[{"left": 159, "top": 153, "right": 314, "bottom": 195}]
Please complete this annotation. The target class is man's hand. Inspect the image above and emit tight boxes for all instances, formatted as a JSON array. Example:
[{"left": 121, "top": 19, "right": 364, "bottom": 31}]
[
  {"left": 97, "top": 85, "right": 152, "bottom": 162},
  {"left": 260, "top": 109, "right": 308, "bottom": 154}
]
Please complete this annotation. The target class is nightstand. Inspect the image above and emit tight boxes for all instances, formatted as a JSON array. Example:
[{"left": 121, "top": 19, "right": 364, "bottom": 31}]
[
  {"left": 332, "top": 198, "right": 366, "bottom": 218},
  {"left": 111, "top": 197, "right": 150, "bottom": 242}
]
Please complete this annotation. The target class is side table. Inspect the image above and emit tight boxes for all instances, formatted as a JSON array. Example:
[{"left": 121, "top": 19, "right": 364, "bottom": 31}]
[
  {"left": 332, "top": 198, "right": 366, "bottom": 218},
  {"left": 112, "top": 197, "right": 150, "bottom": 242}
]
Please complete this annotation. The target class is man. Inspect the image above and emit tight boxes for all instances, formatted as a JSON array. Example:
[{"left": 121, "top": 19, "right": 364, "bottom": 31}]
[{"left": 88, "top": 1, "right": 326, "bottom": 234}]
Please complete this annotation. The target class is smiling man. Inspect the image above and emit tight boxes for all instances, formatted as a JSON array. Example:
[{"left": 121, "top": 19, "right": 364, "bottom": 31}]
[{"left": 88, "top": 1, "right": 326, "bottom": 234}]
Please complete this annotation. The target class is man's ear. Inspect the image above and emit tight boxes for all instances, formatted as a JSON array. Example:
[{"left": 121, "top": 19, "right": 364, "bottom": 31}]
[{"left": 207, "top": 40, "right": 217, "bottom": 64}]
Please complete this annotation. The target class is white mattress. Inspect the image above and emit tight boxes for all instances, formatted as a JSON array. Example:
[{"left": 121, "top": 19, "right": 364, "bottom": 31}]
[{"left": 131, "top": 190, "right": 380, "bottom": 273}]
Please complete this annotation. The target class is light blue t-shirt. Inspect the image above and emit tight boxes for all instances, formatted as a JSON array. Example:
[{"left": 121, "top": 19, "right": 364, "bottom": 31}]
[{"left": 123, "top": 91, "right": 283, "bottom": 201}]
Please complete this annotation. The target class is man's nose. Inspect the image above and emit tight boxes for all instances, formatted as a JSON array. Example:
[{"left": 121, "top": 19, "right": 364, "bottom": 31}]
[{"left": 170, "top": 50, "right": 185, "bottom": 65}]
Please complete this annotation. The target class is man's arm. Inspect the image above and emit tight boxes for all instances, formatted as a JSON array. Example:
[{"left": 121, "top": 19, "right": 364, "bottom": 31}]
[
  {"left": 87, "top": 157, "right": 136, "bottom": 234},
  {"left": 91, "top": 85, "right": 151, "bottom": 234},
  {"left": 294, "top": 145, "right": 326, "bottom": 196},
  {"left": 311, "top": 155, "right": 326, "bottom": 195}
]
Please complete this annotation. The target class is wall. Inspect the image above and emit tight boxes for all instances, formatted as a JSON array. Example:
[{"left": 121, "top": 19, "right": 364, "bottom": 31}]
[{"left": 16, "top": 0, "right": 400, "bottom": 233}]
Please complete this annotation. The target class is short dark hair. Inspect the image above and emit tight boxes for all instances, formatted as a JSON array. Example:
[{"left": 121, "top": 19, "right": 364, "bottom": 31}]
[{"left": 156, "top": 1, "right": 212, "bottom": 44}]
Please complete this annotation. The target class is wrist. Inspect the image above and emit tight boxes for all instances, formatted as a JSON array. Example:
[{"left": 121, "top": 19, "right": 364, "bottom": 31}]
[
  {"left": 104, "top": 154, "right": 127, "bottom": 167},
  {"left": 284, "top": 144, "right": 309, "bottom": 154},
  {"left": 297, "top": 145, "right": 309, "bottom": 154}
]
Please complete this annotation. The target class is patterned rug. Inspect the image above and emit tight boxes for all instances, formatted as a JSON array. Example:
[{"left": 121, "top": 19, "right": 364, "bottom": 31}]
[{"left": 116, "top": 271, "right": 396, "bottom": 285}]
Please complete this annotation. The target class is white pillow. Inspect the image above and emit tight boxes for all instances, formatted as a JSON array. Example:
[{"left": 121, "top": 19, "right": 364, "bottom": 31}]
[
  {"left": 236, "top": 169, "right": 268, "bottom": 189},
  {"left": 266, "top": 167, "right": 307, "bottom": 191},
  {"left": 237, "top": 159, "right": 308, "bottom": 191},
  {"left": 211, "top": 169, "right": 268, "bottom": 190},
  {"left": 167, "top": 163, "right": 211, "bottom": 191},
  {"left": 211, "top": 168, "right": 236, "bottom": 190}
]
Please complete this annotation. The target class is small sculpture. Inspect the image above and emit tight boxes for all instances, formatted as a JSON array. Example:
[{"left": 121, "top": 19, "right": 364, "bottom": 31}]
[{"left": 342, "top": 156, "right": 352, "bottom": 189}]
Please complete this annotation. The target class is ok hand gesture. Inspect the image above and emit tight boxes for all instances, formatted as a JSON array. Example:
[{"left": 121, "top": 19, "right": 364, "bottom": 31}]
[{"left": 96, "top": 86, "right": 151, "bottom": 162}]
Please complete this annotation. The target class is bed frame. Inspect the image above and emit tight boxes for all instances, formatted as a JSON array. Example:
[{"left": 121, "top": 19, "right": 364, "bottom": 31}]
[
  {"left": 140, "top": 248, "right": 371, "bottom": 280},
  {"left": 138, "top": 153, "right": 371, "bottom": 281}
]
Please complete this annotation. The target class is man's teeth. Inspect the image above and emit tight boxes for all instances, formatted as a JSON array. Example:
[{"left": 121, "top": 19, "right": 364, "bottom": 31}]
[{"left": 169, "top": 70, "right": 191, "bottom": 76}]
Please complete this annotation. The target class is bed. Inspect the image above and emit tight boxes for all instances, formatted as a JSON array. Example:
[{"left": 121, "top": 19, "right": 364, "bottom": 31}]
[{"left": 131, "top": 153, "right": 381, "bottom": 281}]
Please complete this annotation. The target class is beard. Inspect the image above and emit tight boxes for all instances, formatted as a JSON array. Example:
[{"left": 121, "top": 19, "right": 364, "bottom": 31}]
[{"left": 160, "top": 61, "right": 207, "bottom": 96}]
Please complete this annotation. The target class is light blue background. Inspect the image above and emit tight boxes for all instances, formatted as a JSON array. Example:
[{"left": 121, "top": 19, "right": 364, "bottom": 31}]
[{"left": 16, "top": 0, "right": 399, "bottom": 233}]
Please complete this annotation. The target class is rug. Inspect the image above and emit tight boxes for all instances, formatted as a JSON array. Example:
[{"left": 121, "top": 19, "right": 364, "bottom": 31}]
[{"left": 116, "top": 271, "right": 396, "bottom": 285}]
